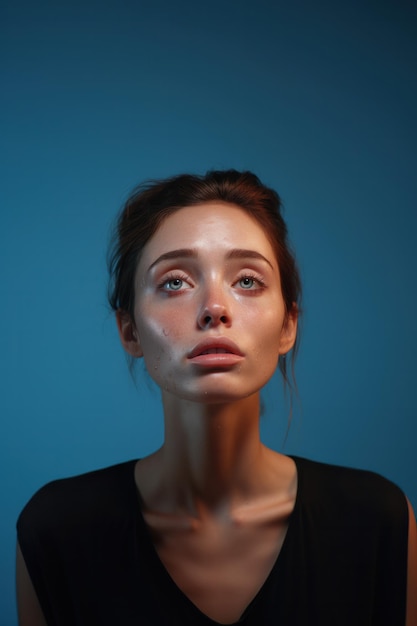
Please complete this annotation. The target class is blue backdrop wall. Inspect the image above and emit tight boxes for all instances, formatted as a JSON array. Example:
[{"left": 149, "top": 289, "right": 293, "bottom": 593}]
[{"left": 2, "top": 1, "right": 416, "bottom": 622}]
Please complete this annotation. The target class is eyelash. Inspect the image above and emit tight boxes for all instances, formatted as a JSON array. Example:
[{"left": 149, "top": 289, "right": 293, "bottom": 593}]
[
  {"left": 158, "top": 272, "right": 192, "bottom": 292},
  {"left": 235, "top": 273, "right": 266, "bottom": 291}
]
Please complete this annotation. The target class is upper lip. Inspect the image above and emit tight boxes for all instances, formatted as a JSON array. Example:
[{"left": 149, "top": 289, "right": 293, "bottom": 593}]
[{"left": 187, "top": 337, "right": 244, "bottom": 359}]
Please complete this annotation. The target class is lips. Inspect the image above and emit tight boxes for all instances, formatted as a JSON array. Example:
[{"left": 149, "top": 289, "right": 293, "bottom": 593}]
[
  {"left": 200, "top": 348, "right": 231, "bottom": 355},
  {"left": 188, "top": 338, "right": 244, "bottom": 359}
]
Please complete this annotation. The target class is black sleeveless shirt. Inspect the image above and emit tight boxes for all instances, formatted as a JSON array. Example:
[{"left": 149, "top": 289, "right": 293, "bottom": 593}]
[{"left": 17, "top": 456, "right": 408, "bottom": 625}]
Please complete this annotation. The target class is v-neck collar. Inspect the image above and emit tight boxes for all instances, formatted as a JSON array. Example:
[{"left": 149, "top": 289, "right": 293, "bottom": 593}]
[{"left": 130, "top": 455, "right": 303, "bottom": 625}]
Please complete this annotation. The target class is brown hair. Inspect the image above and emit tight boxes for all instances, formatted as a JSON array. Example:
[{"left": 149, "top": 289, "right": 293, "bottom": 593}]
[{"left": 108, "top": 169, "right": 302, "bottom": 389}]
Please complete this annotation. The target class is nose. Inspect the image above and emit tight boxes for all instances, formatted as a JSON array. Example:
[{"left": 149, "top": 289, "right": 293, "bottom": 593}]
[{"left": 197, "top": 285, "right": 232, "bottom": 329}]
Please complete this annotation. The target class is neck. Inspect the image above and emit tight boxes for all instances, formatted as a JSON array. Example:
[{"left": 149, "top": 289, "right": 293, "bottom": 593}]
[{"left": 154, "top": 392, "right": 267, "bottom": 514}]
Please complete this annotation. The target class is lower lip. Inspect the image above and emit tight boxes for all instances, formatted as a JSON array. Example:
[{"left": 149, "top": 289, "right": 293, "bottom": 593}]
[{"left": 188, "top": 353, "right": 244, "bottom": 367}]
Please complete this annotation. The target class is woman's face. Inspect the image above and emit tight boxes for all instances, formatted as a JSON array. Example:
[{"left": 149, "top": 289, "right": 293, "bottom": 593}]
[{"left": 118, "top": 202, "right": 297, "bottom": 404}]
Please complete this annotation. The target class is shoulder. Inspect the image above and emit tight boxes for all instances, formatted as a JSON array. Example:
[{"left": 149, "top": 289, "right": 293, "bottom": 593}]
[
  {"left": 17, "top": 460, "right": 138, "bottom": 540},
  {"left": 291, "top": 455, "right": 408, "bottom": 529}
]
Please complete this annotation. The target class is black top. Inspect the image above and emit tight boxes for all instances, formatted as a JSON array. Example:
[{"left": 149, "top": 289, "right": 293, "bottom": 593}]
[{"left": 17, "top": 456, "right": 409, "bottom": 625}]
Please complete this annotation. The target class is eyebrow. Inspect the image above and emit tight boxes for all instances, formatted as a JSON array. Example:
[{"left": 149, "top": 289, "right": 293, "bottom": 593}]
[{"left": 147, "top": 248, "right": 274, "bottom": 273}]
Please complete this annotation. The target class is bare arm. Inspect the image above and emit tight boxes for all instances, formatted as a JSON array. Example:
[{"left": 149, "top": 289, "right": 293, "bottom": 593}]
[
  {"left": 406, "top": 497, "right": 417, "bottom": 626},
  {"left": 16, "top": 542, "right": 47, "bottom": 626}
]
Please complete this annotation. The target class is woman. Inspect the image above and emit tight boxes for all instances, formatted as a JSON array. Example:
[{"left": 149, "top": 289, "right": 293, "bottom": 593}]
[{"left": 17, "top": 170, "right": 417, "bottom": 625}]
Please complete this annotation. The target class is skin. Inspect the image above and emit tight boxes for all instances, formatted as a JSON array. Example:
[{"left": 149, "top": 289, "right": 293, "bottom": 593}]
[
  {"left": 119, "top": 202, "right": 298, "bottom": 516},
  {"left": 16, "top": 201, "right": 417, "bottom": 625}
]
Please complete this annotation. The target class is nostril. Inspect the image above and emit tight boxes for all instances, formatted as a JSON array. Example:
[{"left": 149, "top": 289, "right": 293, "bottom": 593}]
[{"left": 198, "top": 309, "right": 230, "bottom": 328}]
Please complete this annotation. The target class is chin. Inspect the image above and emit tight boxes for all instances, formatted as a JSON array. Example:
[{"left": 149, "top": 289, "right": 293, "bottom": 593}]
[{"left": 181, "top": 383, "right": 262, "bottom": 405}]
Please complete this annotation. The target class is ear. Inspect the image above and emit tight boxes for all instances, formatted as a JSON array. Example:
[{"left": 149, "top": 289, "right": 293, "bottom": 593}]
[
  {"left": 116, "top": 309, "right": 143, "bottom": 358},
  {"left": 278, "top": 304, "right": 298, "bottom": 355}
]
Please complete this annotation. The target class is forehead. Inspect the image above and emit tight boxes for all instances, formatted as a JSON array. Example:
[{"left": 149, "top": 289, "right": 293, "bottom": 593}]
[{"left": 139, "top": 202, "right": 277, "bottom": 267}]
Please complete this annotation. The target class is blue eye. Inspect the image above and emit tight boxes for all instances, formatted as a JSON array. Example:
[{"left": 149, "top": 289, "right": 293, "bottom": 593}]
[
  {"left": 239, "top": 277, "right": 256, "bottom": 289},
  {"left": 159, "top": 272, "right": 192, "bottom": 293},
  {"left": 165, "top": 278, "right": 184, "bottom": 291}
]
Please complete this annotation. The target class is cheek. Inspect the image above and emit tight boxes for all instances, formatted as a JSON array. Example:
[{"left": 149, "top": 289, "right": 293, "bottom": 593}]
[
  {"left": 248, "top": 304, "right": 286, "bottom": 362},
  {"left": 248, "top": 296, "right": 286, "bottom": 336},
  {"left": 135, "top": 304, "right": 187, "bottom": 361}
]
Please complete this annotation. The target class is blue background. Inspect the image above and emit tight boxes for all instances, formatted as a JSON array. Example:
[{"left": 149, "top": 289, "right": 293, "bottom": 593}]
[{"left": 2, "top": 0, "right": 416, "bottom": 622}]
